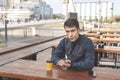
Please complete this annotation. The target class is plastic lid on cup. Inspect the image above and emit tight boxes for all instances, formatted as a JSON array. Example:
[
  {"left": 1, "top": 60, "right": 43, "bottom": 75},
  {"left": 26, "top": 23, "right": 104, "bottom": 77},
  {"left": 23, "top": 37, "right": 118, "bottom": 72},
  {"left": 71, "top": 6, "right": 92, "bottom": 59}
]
[{"left": 46, "top": 59, "right": 52, "bottom": 63}]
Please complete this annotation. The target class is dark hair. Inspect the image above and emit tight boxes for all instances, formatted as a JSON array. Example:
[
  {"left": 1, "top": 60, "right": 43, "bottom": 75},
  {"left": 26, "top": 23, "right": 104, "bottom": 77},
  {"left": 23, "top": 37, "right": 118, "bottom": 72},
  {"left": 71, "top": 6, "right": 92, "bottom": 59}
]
[{"left": 64, "top": 18, "right": 79, "bottom": 29}]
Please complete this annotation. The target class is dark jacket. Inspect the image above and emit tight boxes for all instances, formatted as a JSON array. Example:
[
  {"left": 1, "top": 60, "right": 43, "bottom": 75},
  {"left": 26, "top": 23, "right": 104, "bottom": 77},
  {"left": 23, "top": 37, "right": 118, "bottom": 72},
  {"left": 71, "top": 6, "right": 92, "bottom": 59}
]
[{"left": 51, "top": 35, "right": 95, "bottom": 70}]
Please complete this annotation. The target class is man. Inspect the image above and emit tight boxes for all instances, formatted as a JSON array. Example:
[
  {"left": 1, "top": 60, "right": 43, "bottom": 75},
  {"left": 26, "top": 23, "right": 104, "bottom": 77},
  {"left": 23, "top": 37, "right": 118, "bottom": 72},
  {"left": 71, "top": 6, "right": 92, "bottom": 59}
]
[{"left": 51, "top": 18, "right": 95, "bottom": 70}]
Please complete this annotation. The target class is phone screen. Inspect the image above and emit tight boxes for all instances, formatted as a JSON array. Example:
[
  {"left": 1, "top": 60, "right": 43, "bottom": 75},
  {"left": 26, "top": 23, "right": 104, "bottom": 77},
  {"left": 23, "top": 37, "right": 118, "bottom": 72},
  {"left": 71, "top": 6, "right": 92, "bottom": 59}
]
[{"left": 88, "top": 70, "right": 96, "bottom": 77}]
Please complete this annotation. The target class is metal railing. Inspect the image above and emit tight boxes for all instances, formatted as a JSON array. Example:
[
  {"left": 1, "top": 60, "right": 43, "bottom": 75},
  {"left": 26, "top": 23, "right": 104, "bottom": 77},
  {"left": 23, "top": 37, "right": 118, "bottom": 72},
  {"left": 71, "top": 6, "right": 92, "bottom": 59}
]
[{"left": 0, "top": 28, "right": 65, "bottom": 38}]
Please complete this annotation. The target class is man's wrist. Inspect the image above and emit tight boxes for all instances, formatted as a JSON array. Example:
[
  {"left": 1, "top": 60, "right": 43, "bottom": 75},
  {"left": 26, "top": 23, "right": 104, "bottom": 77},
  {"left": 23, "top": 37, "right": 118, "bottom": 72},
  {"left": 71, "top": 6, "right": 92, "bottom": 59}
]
[{"left": 70, "top": 62, "right": 73, "bottom": 68}]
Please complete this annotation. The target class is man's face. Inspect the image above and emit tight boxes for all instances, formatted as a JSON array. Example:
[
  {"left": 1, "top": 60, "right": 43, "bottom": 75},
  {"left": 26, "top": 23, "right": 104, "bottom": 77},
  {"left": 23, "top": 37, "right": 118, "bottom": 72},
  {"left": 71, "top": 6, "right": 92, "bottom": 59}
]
[{"left": 64, "top": 26, "right": 80, "bottom": 42}]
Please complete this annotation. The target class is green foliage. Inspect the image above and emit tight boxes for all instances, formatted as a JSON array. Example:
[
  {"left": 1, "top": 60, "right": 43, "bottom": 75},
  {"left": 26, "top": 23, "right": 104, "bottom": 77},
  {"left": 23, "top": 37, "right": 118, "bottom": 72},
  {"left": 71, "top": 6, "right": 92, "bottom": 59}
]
[
  {"left": 114, "top": 15, "right": 120, "bottom": 22},
  {"left": 106, "top": 17, "right": 113, "bottom": 23},
  {"left": 0, "top": 45, "right": 5, "bottom": 48},
  {"left": 0, "top": 40, "right": 5, "bottom": 48},
  {"left": 53, "top": 14, "right": 64, "bottom": 19},
  {"left": 0, "top": 40, "right": 2, "bottom": 43}
]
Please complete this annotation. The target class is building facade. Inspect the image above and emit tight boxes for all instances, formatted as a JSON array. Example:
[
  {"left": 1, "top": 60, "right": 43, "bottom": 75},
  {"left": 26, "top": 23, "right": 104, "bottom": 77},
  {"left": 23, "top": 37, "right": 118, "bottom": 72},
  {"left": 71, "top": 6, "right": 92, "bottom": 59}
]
[
  {"left": 0, "top": 0, "right": 53, "bottom": 21},
  {"left": 63, "top": 0, "right": 113, "bottom": 22}
]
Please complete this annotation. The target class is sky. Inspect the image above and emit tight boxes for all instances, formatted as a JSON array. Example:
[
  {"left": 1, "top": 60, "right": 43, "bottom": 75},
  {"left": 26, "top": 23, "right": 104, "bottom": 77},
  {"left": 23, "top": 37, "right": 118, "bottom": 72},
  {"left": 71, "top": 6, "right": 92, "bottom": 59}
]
[
  {"left": 44, "top": 0, "right": 120, "bottom": 15},
  {"left": 0, "top": 0, "right": 3, "bottom": 6},
  {"left": 43, "top": 0, "right": 62, "bottom": 14}
]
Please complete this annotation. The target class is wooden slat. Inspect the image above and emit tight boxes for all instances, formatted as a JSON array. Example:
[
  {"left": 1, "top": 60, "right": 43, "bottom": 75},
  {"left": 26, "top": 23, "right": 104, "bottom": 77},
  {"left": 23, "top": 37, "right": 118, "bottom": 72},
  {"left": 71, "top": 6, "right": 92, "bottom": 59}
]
[
  {"left": 0, "top": 59, "right": 120, "bottom": 80},
  {"left": 86, "top": 29, "right": 120, "bottom": 33},
  {"left": 95, "top": 48, "right": 120, "bottom": 54},
  {"left": 0, "top": 36, "right": 63, "bottom": 66},
  {"left": 91, "top": 38, "right": 120, "bottom": 42}
]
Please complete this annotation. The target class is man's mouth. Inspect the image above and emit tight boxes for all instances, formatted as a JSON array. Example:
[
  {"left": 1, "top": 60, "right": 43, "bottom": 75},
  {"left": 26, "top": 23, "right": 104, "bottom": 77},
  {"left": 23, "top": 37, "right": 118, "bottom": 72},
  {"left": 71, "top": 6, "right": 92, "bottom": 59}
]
[{"left": 70, "top": 38, "right": 74, "bottom": 40}]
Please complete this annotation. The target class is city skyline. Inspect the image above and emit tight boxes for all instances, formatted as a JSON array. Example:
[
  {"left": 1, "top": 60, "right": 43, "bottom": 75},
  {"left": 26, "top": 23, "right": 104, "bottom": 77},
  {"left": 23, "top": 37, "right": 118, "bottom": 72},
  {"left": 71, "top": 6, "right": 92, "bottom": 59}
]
[
  {"left": 0, "top": 0, "right": 120, "bottom": 15},
  {"left": 44, "top": 0, "right": 120, "bottom": 15}
]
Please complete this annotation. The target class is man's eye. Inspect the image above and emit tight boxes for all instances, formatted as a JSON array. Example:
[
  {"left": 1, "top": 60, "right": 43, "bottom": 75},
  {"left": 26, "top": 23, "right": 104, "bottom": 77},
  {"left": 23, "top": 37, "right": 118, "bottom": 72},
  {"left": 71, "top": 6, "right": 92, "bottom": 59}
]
[
  {"left": 71, "top": 30, "right": 75, "bottom": 32},
  {"left": 66, "top": 30, "right": 75, "bottom": 33},
  {"left": 66, "top": 31, "right": 69, "bottom": 33}
]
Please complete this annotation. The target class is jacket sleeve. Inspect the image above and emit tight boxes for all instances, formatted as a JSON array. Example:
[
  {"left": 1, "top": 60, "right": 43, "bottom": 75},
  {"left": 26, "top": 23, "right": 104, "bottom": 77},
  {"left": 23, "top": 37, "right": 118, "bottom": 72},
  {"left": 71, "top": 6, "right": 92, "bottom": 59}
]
[
  {"left": 51, "top": 39, "right": 65, "bottom": 64},
  {"left": 71, "top": 39, "right": 95, "bottom": 70}
]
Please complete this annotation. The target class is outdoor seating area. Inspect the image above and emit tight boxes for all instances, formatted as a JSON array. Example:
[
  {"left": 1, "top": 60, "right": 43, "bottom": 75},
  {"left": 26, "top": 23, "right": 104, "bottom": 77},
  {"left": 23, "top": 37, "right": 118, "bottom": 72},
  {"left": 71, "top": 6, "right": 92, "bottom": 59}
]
[
  {"left": 0, "top": 29, "right": 120, "bottom": 79},
  {"left": 83, "top": 29, "right": 120, "bottom": 68},
  {"left": 0, "top": 0, "right": 120, "bottom": 79}
]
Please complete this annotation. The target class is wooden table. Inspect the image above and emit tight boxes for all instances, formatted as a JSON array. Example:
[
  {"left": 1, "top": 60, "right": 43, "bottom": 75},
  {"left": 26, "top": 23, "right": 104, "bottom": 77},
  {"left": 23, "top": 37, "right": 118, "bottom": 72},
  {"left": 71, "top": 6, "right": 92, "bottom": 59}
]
[
  {"left": 0, "top": 38, "right": 61, "bottom": 68},
  {"left": 103, "top": 34, "right": 120, "bottom": 38},
  {"left": 86, "top": 29, "right": 120, "bottom": 34},
  {"left": 95, "top": 47, "right": 120, "bottom": 54},
  {"left": 95, "top": 46, "right": 120, "bottom": 67},
  {"left": 84, "top": 33, "right": 120, "bottom": 38},
  {"left": 0, "top": 59, "right": 120, "bottom": 80},
  {"left": 91, "top": 38, "right": 120, "bottom": 43}
]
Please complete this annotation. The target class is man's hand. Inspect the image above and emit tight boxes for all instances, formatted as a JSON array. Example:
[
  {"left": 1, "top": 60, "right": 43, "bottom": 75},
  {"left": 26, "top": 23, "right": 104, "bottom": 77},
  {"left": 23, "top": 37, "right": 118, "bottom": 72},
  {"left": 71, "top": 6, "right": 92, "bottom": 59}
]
[
  {"left": 57, "top": 59, "right": 71, "bottom": 68},
  {"left": 64, "top": 59, "right": 71, "bottom": 67},
  {"left": 57, "top": 59, "right": 66, "bottom": 67}
]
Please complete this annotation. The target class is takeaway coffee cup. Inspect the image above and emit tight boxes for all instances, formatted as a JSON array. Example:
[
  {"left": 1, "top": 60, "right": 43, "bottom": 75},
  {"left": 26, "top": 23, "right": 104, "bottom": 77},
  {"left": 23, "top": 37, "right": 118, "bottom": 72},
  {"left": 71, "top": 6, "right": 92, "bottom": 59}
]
[{"left": 46, "top": 60, "right": 53, "bottom": 70}]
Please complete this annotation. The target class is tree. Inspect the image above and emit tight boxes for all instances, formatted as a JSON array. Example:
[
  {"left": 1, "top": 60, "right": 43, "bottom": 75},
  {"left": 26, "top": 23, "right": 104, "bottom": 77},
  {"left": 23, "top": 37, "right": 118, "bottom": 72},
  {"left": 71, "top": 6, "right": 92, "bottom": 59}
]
[{"left": 114, "top": 15, "right": 120, "bottom": 22}]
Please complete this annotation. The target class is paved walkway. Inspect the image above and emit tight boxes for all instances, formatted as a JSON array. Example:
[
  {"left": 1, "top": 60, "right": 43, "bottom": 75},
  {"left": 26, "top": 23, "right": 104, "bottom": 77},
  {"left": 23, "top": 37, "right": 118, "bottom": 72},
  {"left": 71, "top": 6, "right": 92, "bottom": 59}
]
[{"left": 0, "top": 35, "right": 56, "bottom": 48}]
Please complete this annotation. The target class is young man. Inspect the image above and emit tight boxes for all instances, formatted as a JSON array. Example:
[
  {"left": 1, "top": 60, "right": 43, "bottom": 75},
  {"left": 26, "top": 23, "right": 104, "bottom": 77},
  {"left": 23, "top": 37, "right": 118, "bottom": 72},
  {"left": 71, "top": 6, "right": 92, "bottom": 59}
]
[{"left": 51, "top": 18, "right": 95, "bottom": 70}]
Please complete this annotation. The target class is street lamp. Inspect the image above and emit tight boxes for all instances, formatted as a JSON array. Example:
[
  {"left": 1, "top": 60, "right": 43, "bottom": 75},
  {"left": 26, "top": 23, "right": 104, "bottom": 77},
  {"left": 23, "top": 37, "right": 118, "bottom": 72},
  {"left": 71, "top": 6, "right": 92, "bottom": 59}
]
[
  {"left": 4, "top": 0, "right": 8, "bottom": 42},
  {"left": 4, "top": 14, "right": 8, "bottom": 42},
  {"left": 97, "top": 0, "right": 101, "bottom": 33},
  {"left": 1, "top": 8, "right": 8, "bottom": 42}
]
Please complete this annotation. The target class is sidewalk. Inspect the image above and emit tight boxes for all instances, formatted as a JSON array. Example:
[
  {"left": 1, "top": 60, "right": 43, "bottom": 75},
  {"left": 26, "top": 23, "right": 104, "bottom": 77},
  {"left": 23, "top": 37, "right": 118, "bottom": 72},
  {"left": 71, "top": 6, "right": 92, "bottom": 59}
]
[{"left": 0, "top": 36, "right": 56, "bottom": 47}]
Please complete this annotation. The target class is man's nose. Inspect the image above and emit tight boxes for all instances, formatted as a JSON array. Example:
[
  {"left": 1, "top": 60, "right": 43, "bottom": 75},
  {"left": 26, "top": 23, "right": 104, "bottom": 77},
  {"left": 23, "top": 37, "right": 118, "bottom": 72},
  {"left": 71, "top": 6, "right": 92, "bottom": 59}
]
[{"left": 68, "top": 32, "right": 72, "bottom": 37}]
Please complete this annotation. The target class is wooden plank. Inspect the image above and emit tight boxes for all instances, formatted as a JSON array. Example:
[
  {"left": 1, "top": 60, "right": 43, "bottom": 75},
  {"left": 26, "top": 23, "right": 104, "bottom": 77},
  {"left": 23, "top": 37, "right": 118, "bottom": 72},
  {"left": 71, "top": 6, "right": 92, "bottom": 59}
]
[
  {"left": 91, "top": 38, "right": 120, "bottom": 42},
  {"left": 95, "top": 48, "right": 120, "bottom": 54},
  {"left": 84, "top": 33, "right": 120, "bottom": 38},
  {"left": 0, "top": 37, "right": 63, "bottom": 66},
  {"left": 86, "top": 29, "right": 120, "bottom": 33},
  {"left": 0, "top": 59, "right": 89, "bottom": 80},
  {"left": 0, "top": 59, "right": 120, "bottom": 80}
]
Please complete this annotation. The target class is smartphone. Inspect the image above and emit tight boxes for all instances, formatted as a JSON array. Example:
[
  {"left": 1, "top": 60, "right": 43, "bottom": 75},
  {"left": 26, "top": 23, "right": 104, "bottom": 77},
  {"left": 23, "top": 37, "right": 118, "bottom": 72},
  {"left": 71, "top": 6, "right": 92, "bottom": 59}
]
[{"left": 88, "top": 70, "right": 96, "bottom": 77}]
